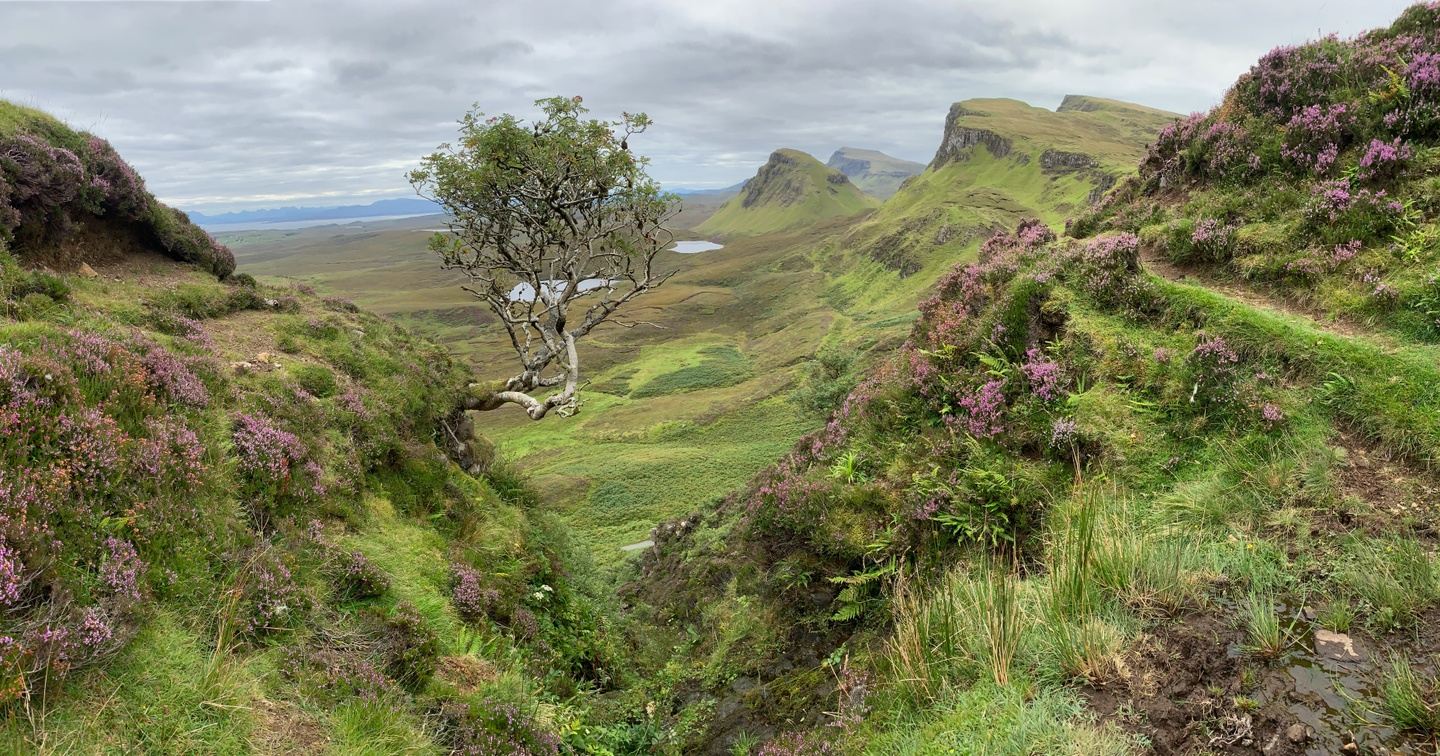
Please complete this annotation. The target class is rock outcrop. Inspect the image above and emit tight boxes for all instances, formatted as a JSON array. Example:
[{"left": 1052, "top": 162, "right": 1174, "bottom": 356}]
[{"left": 930, "top": 102, "right": 1014, "bottom": 168}]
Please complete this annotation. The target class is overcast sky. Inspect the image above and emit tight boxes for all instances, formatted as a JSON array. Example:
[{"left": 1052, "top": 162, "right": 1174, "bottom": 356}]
[{"left": 0, "top": 0, "right": 1418, "bottom": 213}]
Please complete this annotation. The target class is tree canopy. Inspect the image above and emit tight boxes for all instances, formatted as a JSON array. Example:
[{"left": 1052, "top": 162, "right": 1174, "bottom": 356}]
[{"left": 410, "top": 96, "right": 678, "bottom": 419}]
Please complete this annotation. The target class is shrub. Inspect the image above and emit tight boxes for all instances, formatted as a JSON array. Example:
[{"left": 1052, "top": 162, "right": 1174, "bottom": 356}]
[
  {"left": 334, "top": 551, "right": 388, "bottom": 601},
  {"left": 239, "top": 547, "right": 304, "bottom": 638},
  {"left": 0, "top": 133, "right": 84, "bottom": 245},
  {"left": 435, "top": 696, "right": 562, "bottom": 755},
  {"left": 144, "top": 201, "right": 236, "bottom": 279},
  {"left": 451, "top": 563, "right": 499, "bottom": 623},
  {"left": 374, "top": 602, "right": 439, "bottom": 692}
]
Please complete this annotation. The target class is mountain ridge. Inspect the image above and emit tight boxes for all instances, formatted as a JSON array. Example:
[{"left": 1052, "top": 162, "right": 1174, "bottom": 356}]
[
  {"left": 696, "top": 148, "right": 878, "bottom": 236},
  {"left": 189, "top": 197, "right": 442, "bottom": 227}
]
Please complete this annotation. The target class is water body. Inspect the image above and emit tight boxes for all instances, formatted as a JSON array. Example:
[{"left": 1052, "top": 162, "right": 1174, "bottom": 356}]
[
  {"left": 202, "top": 213, "right": 436, "bottom": 233},
  {"left": 508, "top": 278, "right": 614, "bottom": 302},
  {"left": 670, "top": 240, "right": 724, "bottom": 254}
]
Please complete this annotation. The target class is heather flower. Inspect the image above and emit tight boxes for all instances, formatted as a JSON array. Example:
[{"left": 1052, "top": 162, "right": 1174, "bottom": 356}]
[
  {"left": 0, "top": 542, "right": 24, "bottom": 605},
  {"left": 1261, "top": 403, "right": 1285, "bottom": 426},
  {"left": 243, "top": 549, "right": 300, "bottom": 636},
  {"left": 336, "top": 386, "right": 370, "bottom": 419},
  {"left": 510, "top": 607, "right": 539, "bottom": 640},
  {"left": 1050, "top": 417, "right": 1079, "bottom": 448},
  {"left": 174, "top": 316, "right": 215, "bottom": 351},
  {"left": 1190, "top": 218, "right": 1236, "bottom": 258},
  {"left": 100, "top": 537, "right": 143, "bottom": 601},
  {"left": 336, "top": 550, "right": 388, "bottom": 600},
  {"left": 1281, "top": 103, "right": 1349, "bottom": 175},
  {"left": 1153, "top": 347, "right": 1172, "bottom": 364},
  {"left": 1191, "top": 336, "right": 1240, "bottom": 369},
  {"left": 1020, "top": 347, "right": 1064, "bottom": 401},
  {"left": 1015, "top": 218, "right": 1055, "bottom": 247},
  {"left": 141, "top": 347, "right": 209, "bottom": 407},
  {"left": 1357, "top": 137, "right": 1412, "bottom": 182},
  {"left": 954, "top": 379, "right": 1007, "bottom": 438},
  {"left": 451, "top": 564, "right": 497, "bottom": 622},
  {"left": 77, "top": 607, "right": 113, "bottom": 648},
  {"left": 232, "top": 413, "right": 306, "bottom": 484},
  {"left": 1407, "top": 52, "right": 1440, "bottom": 92}
]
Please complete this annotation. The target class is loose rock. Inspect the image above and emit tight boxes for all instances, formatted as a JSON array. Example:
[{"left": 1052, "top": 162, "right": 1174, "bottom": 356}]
[{"left": 1314, "top": 629, "right": 1361, "bottom": 662}]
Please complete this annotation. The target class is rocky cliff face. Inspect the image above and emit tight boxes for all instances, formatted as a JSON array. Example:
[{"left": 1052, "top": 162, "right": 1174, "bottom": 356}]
[
  {"left": 929, "top": 103, "right": 1014, "bottom": 168},
  {"left": 1040, "top": 148, "right": 1099, "bottom": 173}
]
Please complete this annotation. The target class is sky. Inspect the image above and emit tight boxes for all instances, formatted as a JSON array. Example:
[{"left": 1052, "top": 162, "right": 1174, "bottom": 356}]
[{"left": 0, "top": 0, "right": 1419, "bottom": 213}]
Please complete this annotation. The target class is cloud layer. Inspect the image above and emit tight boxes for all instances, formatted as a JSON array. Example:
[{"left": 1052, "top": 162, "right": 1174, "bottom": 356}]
[{"left": 0, "top": 0, "right": 1416, "bottom": 212}]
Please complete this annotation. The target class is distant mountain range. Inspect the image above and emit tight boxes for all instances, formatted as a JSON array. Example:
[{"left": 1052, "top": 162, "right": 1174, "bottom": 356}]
[
  {"left": 825, "top": 147, "right": 925, "bottom": 199},
  {"left": 188, "top": 197, "right": 441, "bottom": 227}
]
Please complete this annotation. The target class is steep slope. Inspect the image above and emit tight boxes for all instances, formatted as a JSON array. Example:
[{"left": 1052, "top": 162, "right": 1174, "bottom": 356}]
[
  {"left": 839, "top": 96, "right": 1177, "bottom": 289},
  {"left": 697, "top": 148, "right": 878, "bottom": 236},
  {"left": 0, "top": 106, "right": 643, "bottom": 753},
  {"left": 626, "top": 8, "right": 1440, "bottom": 754},
  {"left": 825, "top": 147, "right": 925, "bottom": 199}
]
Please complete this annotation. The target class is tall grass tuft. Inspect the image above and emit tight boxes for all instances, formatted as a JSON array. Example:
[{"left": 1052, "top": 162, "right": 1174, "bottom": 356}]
[
  {"left": 1383, "top": 656, "right": 1440, "bottom": 733},
  {"left": 1240, "top": 592, "right": 1287, "bottom": 659},
  {"left": 886, "top": 568, "right": 967, "bottom": 704},
  {"left": 967, "top": 559, "right": 1022, "bottom": 686}
]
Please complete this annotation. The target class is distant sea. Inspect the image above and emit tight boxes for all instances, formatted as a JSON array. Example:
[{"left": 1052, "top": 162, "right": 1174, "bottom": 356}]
[{"left": 201, "top": 213, "right": 437, "bottom": 233}]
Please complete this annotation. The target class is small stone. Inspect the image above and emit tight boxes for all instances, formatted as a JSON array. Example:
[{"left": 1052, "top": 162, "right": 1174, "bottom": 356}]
[
  {"left": 1341, "top": 740, "right": 1359, "bottom": 754},
  {"left": 77, "top": 263, "right": 98, "bottom": 278},
  {"left": 1286, "top": 723, "right": 1310, "bottom": 743},
  {"left": 230, "top": 361, "right": 254, "bottom": 375},
  {"left": 1314, "top": 629, "right": 1361, "bottom": 662}
]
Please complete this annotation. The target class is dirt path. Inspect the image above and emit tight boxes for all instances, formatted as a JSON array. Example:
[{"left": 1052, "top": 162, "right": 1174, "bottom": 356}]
[{"left": 1140, "top": 248, "right": 1381, "bottom": 342}]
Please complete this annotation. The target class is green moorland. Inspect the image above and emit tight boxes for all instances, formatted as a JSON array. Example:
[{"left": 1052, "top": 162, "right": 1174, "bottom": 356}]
[
  {"left": 625, "top": 5, "right": 1440, "bottom": 752},
  {"left": 230, "top": 96, "right": 1169, "bottom": 578},
  {"left": 697, "top": 148, "right": 879, "bottom": 237}
]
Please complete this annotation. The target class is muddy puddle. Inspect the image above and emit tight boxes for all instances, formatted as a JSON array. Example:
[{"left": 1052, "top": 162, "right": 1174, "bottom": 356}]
[{"left": 1226, "top": 608, "right": 1424, "bottom": 755}]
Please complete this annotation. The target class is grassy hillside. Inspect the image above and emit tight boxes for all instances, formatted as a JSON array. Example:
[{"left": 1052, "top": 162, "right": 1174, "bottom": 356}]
[
  {"left": 826, "top": 147, "right": 926, "bottom": 199},
  {"left": 697, "top": 149, "right": 878, "bottom": 236},
  {"left": 629, "top": 7, "right": 1440, "bottom": 753},
  {"left": 0, "top": 108, "right": 662, "bottom": 754}
]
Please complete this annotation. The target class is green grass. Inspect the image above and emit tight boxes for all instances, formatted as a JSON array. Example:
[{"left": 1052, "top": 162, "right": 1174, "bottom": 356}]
[
  {"left": 629, "top": 344, "right": 752, "bottom": 398},
  {"left": 1383, "top": 656, "right": 1440, "bottom": 733},
  {"left": 0, "top": 609, "right": 262, "bottom": 754}
]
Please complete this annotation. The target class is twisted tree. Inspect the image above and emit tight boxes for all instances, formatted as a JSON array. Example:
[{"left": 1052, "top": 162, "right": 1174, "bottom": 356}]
[{"left": 411, "top": 96, "right": 678, "bottom": 420}]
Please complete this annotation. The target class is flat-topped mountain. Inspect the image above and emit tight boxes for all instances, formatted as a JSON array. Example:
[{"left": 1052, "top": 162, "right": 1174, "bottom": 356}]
[
  {"left": 697, "top": 148, "right": 878, "bottom": 236},
  {"left": 825, "top": 147, "right": 925, "bottom": 199}
]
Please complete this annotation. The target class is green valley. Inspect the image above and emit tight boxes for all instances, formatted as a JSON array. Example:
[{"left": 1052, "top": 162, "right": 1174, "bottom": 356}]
[{"left": 6, "top": 2, "right": 1440, "bottom": 754}]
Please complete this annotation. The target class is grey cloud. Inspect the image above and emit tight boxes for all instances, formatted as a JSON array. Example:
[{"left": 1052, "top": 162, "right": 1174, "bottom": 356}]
[{"left": 0, "top": 0, "right": 1419, "bottom": 210}]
